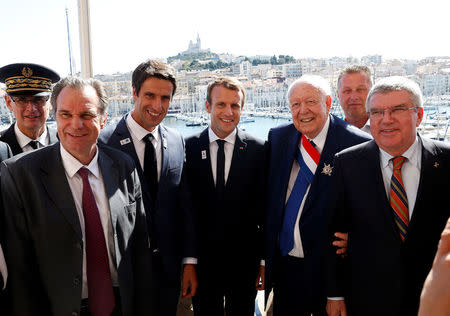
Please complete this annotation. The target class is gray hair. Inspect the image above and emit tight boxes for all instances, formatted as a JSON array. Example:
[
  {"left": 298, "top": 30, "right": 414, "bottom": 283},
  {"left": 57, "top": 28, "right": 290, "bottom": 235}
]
[
  {"left": 337, "top": 65, "right": 373, "bottom": 89},
  {"left": 51, "top": 76, "right": 108, "bottom": 115},
  {"left": 366, "top": 76, "right": 423, "bottom": 111},
  {"left": 287, "top": 74, "right": 332, "bottom": 100}
]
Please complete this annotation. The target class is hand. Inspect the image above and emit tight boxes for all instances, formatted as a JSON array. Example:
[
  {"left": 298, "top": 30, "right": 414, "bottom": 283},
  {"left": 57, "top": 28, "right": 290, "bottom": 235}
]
[
  {"left": 333, "top": 232, "right": 348, "bottom": 258},
  {"left": 255, "top": 265, "right": 265, "bottom": 291},
  {"left": 181, "top": 264, "right": 198, "bottom": 299},
  {"left": 326, "top": 299, "right": 347, "bottom": 316},
  {"left": 418, "top": 218, "right": 450, "bottom": 316}
]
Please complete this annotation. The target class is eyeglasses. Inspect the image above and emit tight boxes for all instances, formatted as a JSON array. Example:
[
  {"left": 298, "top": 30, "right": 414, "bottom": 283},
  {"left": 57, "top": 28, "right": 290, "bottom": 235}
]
[
  {"left": 368, "top": 106, "right": 417, "bottom": 119},
  {"left": 9, "top": 95, "right": 50, "bottom": 108}
]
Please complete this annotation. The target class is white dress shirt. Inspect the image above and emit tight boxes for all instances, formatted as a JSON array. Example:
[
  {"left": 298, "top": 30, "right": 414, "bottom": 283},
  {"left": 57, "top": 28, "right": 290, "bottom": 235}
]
[
  {"left": 285, "top": 116, "right": 330, "bottom": 258},
  {"left": 208, "top": 127, "right": 237, "bottom": 184},
  {"left": 60, "top": 145, "right": 119, "bottom": 298},
  {"left": 15, "top": 123, "right": 49, "bottom": 151},
  {"left": 379, "top": 136, "right": 421, "bottom": 217},
  {"left": 126, "top": 114, "right": 162, "bottom": 181}
]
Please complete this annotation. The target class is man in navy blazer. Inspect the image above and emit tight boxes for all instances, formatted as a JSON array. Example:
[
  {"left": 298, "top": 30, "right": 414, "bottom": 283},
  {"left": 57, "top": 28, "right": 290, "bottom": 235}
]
[
  {"left": 326, "top": 77, "right": 450, "bottom": 316},
  {"left": 184, "top": 77, "right": 266, "bottom": 316},
  {"left": 265, "top": 75, "right": 371, "bottom": 316},
  {"left": 0, "top": 63, "right": 59, "bottom": 155},
  {"left": 99, "top": 60, "right": 196, "bottom": 316}
]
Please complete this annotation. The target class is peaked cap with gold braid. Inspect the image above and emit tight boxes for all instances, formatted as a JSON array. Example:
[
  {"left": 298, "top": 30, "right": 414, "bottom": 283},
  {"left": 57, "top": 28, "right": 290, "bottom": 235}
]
[{"left": 0, "top": 63, "right": 60, "bottom": 96}]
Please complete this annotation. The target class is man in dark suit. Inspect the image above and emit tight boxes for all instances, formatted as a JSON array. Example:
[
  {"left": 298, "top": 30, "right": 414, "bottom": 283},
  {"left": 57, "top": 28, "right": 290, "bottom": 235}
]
[
  {"left": 1, "top": 76, "right": 152, "bottom": 316},
  {"left": 184, "top": 77, "right": 266, "bottom": 316},
  {"left": 0, "top": 63, "right": 59, "bottom": 155},
  {"left": 99, "top": 60, "right": 196, "bottom": 316},
  {"left": 0, "top": 141, "right": 12, "bottom": 313},
  {"left": 326, "top": 76, "right": 450, "bottom": 316},
  {"left": 265, "top": 75, "right": 371, "bottom": 316}
]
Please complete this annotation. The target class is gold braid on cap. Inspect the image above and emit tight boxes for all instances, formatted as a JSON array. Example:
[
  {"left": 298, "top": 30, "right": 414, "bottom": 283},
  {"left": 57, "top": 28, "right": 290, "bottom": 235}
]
[{"left": 5, "top": 76, "right": 52, "bottom": 93}]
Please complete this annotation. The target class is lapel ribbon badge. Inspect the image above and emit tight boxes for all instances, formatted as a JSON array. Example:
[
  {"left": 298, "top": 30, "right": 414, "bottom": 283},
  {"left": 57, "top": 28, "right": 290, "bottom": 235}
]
[
  {"left": 120, "top": 138, "right": 131, "bottom": 145},
  {"left": 321, "top": 163, "right": 333, "bottom": 176},
  {"left": 201, "top": 150, "right": 207, "bottom": 160}
]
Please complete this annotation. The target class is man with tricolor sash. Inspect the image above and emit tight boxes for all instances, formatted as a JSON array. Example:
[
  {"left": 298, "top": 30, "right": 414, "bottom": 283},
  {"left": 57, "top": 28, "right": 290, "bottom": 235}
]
[
  {"left": 325, "top": 76, "right": 450, "bottom": 316},
  {"left": 264, "top": 75, "right": 371, "bottom": 315}
]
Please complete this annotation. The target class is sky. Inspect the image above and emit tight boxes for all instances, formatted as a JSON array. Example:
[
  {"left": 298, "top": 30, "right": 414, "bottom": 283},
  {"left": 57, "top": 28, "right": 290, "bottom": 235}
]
[{"left": 1, "top": 0, "right": 448, "bottom": 76}]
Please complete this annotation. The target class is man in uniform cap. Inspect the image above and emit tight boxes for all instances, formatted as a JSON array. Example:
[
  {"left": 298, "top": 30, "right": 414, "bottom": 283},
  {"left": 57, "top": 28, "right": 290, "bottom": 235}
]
[{"left": 0, "top": 63, "right": 60, "bottom": 155}]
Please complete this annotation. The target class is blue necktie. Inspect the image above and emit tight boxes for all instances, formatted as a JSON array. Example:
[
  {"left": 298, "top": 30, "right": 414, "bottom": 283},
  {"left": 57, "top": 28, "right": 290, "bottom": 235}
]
[{"left": 279, "top": 146, "right": 315, "bottom": 256}]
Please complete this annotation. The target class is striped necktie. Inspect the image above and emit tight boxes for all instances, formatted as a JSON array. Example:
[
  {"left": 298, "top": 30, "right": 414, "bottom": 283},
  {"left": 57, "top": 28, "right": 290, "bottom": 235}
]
[
  {"left": 390, "top": 156, "right": 409, "bottom": 241},
  {"left": 279, "top": 135, "right": 320, "bottom": 256}
]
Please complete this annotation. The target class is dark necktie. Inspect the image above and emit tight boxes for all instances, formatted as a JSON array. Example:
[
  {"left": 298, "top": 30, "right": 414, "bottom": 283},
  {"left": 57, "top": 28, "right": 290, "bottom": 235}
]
[
  {"left": 28, "top": 140, "right": 38, "bottom": 150},
  {"left": 216, "top": 139, "right": 226, "bottom": 197},
  {"left": 390, "top": 156, "right": 409, "bottom": 241},
  {"left": 78, "top": 168, "right": 115, "bottom": 316},
  {"left": 144, "top": 133, "right": 158, "bottom": 201}
]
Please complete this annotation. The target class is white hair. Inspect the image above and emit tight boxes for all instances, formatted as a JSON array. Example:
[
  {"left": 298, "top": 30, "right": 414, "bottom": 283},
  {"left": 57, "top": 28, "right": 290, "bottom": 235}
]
[{"left": 287, "top": 74, "right": 332, "bottom": 100}]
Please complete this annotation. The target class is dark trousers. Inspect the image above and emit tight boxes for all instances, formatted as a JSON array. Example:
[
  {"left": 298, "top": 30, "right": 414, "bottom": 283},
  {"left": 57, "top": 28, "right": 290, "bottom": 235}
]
[
  {"left": 80, "top": 287, "right": 122, "bottom": 316},
  {"left": 149, "top": 251, "right": 181, "bottom": 316},
  {"left": 273, "top": 255, "right": 326, "bottom": 316},
  {"left": 193, "top": 263, "right": 257, "bottom": 316}
]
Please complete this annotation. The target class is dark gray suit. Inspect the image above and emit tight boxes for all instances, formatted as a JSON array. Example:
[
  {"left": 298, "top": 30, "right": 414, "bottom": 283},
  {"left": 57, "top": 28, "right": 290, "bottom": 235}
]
[
  {"left": 1, "top": 142, "right": 152, "bottom": 316},
  {"left": 0, "top": 123, "right": 58, "bottom": 155},
  {"left": 326, "top": 137, "right": 450, "bottom": 316}
]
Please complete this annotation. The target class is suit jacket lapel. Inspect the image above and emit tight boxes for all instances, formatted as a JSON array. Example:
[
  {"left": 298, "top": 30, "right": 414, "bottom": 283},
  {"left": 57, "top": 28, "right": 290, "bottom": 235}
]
[
  {"left": 199, "top": 128, "right": 215, "bottom": 190},
  {"left": 410, "top": 136, "right": 439, "bottom": 226},
  {"left": 40, "top": 143, "right": 82, "bottom": 240},
  {"left": 159, "top": 125, "right": 169, "bottom": 182},
  {"left": 302, "top": 118, "right": 338, "bottom": 214},
  {"left": 364, "top": 140, "right": 402, "bottom": 239},
  {"left": 98, "top": 149, "right": 121, "bottom": 231},
  {"left": 225, "top": 128, "right": 247, "bottom": 191},
  {"left": 280, "top": 127, "right": 301, "bottom": 208},
  {"left": 111, "top": 116, "right": 152, "bottom": 204},
  {"left": 2, "top": 124, "right": 22, "bottom": 155}
]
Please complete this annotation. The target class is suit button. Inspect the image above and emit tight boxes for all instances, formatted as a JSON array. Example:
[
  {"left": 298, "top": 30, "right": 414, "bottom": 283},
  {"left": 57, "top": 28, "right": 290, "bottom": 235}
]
[{"left": 73, "top": 276, "right": 80, "bottom": 286}]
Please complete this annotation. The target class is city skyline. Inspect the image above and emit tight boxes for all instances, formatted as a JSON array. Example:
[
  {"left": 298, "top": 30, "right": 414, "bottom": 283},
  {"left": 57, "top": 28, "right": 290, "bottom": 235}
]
[{"left": 1, "top": 0, "right": 449, "bottom": 76}]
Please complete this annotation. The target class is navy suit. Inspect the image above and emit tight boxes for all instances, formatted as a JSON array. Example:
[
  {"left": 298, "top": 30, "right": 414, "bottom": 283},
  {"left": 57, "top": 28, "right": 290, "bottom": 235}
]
[
  {"left": 184, "top": 128, "right": 266, "bottom": 316},
  {"left": 0, "top": 123, "right": 58, "bottom": 155},
  {"left": 265, "top": 115, "right": 371, "bottom": 315},
  {"left": 99, "top": 115, "right": 195, "bottom": 316},
  {"left": 326, "top": 137, "right": 450, "bottom": 316}
]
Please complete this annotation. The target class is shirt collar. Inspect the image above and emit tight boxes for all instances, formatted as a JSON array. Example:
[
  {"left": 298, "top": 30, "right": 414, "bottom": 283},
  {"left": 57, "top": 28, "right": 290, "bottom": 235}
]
[
  {"left": 60, "top": 144, "right": 100, "bottom": 179},
  {"left": 126, "top": 113, "right": 160, "bottom": 143},
  {"left": 380, "top": 136, "right": 420, "bottom": 169},
  {"left": 208, "top": 127, "right": 237, "bottom": 145},
  {"left": 15, "top": 123, "right": 48, "bottom": 148},
  {"left": 305, "top": 115, "right": 330, "bottom": 154}
]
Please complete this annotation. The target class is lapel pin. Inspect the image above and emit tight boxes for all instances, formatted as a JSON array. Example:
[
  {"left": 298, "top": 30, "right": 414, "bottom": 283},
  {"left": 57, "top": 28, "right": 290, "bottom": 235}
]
[
  {"left": 434, "top": 162, "right": 439, "bottom": 168},
  {"left": 321, "top": 163, "right": 333, "bottom": 176},
  {"left": 239, "top": 146, "right": 244, "bottom": 150},
  {"left": 120, "top": 138, "right": 131, "bottom": 145},
  {"left": 201, "top": 150, "right": 207, "bottom": 160}
]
